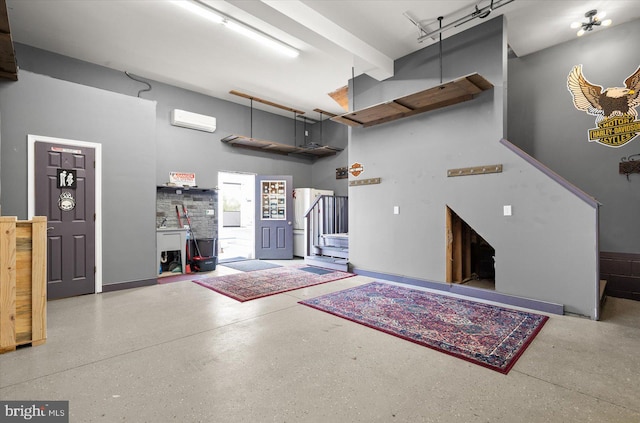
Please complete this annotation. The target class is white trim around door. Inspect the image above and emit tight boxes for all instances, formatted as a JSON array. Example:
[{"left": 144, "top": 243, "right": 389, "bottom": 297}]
[{"left": 27, "top": 134, "right": 103, "bottom": 294}]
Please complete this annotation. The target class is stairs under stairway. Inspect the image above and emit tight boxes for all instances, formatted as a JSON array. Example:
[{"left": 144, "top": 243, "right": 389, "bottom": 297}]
[{"left": 303, "top": 195, "right": 349, "bottom": 272}]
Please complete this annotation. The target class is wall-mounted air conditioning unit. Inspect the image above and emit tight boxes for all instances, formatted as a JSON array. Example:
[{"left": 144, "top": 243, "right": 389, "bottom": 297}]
[{"left": 170, "top": 109, "right": 217, "bottom": 132}]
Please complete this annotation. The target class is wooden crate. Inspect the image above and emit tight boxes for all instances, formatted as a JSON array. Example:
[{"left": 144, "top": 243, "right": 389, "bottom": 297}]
[{"left": 0, "top": 216, "right": 47, "bottom": 354}]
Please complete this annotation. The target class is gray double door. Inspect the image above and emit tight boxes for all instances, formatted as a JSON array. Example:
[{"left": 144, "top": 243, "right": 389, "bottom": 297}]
[{"left": 35, "top": 141, "right": 95, "bottom": 299}]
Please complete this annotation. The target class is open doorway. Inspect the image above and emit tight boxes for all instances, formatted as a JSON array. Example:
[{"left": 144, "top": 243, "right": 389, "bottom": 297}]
[
  {"left": 218, "top": 171, "right": 255, "bottom": 262},
  {"left": 446, "top": 206, "right": 495, "bottom": 290}
]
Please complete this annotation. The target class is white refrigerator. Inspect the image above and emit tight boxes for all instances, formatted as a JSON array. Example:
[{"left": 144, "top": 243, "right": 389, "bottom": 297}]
[{"left": 293, "top": 188, "right": 333, "bottom": 257}]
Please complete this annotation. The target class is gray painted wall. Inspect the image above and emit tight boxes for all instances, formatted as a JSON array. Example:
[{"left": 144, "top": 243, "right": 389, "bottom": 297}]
[
  {"left": 348, "top": 16, "right": 599, "bottom": 318},
  {"left": 0, "top": 17, "right": 612, "bottom": 315},
  {"left": 13, "top": 43, "right": 348, "bottom": 193},
  {"left": 0, "top": 71, "right": 157, "bottom": 285},
  {"left": 508, "top": 19, "right": 640, "bottom": 254},
  {"left": 310, "top": 119, "right": 349, "bottom": 195},
  {"left": 1, "top": 45, "right": 348, "bottom": 288}
]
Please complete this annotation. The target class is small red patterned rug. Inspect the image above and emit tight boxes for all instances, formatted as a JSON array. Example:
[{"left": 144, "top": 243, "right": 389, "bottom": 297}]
[
  {"left": 193, "top": 265, "right": 353, "bottom": 302},
  {"left": 300, "top": 282, "right": 548, "bottom": 374}
]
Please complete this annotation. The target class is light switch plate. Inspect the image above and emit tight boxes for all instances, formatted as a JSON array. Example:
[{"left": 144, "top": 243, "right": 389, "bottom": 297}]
[
  {"left": 503, "top": 205, "right": 512, "bottom": 216},
  {"left": 393, "top": 206, "right": 400, "bottom": 215}
]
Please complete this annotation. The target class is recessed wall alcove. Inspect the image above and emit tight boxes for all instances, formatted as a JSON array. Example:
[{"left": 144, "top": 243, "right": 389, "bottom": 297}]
[{"left": 446, "top": 206, "right": 495, "bottom": 290}]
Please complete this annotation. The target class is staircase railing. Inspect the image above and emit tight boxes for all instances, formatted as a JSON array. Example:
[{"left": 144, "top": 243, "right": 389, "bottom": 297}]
[{"left": 303, "top": 195, "right": 348, "bottom": 257}]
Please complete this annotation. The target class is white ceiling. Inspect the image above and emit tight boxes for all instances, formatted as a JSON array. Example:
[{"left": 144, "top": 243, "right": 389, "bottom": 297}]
[{"left": 6, "top": 0, "right": 640, "bottom": 118}]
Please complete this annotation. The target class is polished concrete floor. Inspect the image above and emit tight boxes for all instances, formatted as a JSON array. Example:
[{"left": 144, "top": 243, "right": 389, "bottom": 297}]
[{"left": 1, "top": 260, "right": 640, "bottom": 422}]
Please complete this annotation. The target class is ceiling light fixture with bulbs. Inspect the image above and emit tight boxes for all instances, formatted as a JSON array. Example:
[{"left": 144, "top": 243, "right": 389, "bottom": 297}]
[
  {"left": 570, "top": 9, "right": 612, "bottom": 37},
  {"left": 171, "top": 0, "right": 300, "bottom": 58}
]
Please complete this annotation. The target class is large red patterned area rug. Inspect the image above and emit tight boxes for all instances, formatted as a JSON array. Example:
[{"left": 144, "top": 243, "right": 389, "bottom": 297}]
[
  {"left": 194, "top": 265, "right": 354, "bottom": 302},
  {"left": 300, "top": 281, "right": 548, "bottom": 374}
]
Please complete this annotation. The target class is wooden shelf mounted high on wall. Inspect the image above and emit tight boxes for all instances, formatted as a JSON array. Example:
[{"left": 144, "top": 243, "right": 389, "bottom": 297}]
[
  {"left": 220, "top": 91, "right": 344, "bottom": 161},
  {"left": 331, "top": 73, "right": 493, "bottom": 128},
  {"left": 221, "top": 134, "right": 342, "bottom": 160}
]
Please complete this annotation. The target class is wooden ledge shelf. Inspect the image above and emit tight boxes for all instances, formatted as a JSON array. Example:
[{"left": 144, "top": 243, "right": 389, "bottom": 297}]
[
  {"left": 331, "top": 73, "right": 493, "bottom": 128},
  {"left": 221, "top": 134, "right": 343, "bottom": 160},
  {"left": 0, "top": 0, "right": 19, "bottom": 81}
]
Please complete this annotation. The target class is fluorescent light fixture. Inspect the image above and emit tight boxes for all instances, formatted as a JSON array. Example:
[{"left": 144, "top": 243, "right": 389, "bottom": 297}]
[
  {"left": 224, "top": 21, "right": 299, "bottom": 58},
  {"left": 172, "top": 0, "right": 299, "bottom": 58},
  {"left": 172, "top": 0, "right": 223, "bottom": 24}
]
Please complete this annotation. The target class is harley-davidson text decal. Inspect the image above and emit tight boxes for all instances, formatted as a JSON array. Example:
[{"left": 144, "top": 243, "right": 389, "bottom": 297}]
[{"left": 567, "top": 64, "right": 640, "bottom": 148}]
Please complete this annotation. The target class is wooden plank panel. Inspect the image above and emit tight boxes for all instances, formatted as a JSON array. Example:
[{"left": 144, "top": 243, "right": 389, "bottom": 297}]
[
  {"left": 224, "top": 135, "right": 300, "bottom": 154},
  {"left": 0, "top": 216, "right": 17, "bottom": 351},
  {"left": 453, "top": 77, "right": 485, "bottom": 95},
  {"left": 313, "top": 108, "right": 337, "bottom": 118},
  {"left": 15, "top": 223, "right": 32, "bottom": 344},
  {"left": 221, "top": 134, "right": 340, "bottom": 159},
  {"left": 331, "top": 73, "right": 493, "bottom": 129},
  {"left": 386, "top": 101, "right": 413, "bottom": 113},
  {"left": 0, "top": 34, "right": 18, "bottom": 74},
  {"left": 308, "top": 147, "right": 339, "bottom": 157},
  {"left": 263, "top": 144, "right": 300, "bottom": 153},
  {"left": 397, "top": 83, "right": 464, "bottom": 108},
  {"left": 0, "top": 0, "right": 10, "bottom": 34},
  {"left": 0, "top": 4, "right": 18, "bottom": 81},
  {"left": 452, "top": 215, "right": 463, "bottom": 283},
  {"left": 341, "top": 103, "right": 400, "bottom": 124},
  {"left": 31, "top": 217, "right": 47, "bottom": 344},
  {"left": 221, "top": 135, "right": 271, "bottom": 147},
  {"left": 447, "top": 164, "right": 503, "bottom": 177},
  {"left": 359, "top": 96, "right": 471, "bottom": 128},
  {"left": 467, "top": 73, "right": 495, "bottom": 91},
  {"left": 229, "top": 143, "right": 290, "bottom": 156},
  {"left": 229, "top": 90, "right": 304, "bottom": 115},
  {"left": 331, "top": 115, "right": 363, "bottom": 127},
  {"left": 463, "top": 225, "right": 472, "bottom": 280},
  {"left": 328, "top": 85, "right": 349, "bottom": 112},
  {"left": 0, "top": 69, "right": 16, "bottom": 80},
  {"left": 349, "top": 177, "right": 381, "bottom": 186},
  {"left": 445, "top": 207, "right": 452, "bottom": 283}
]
